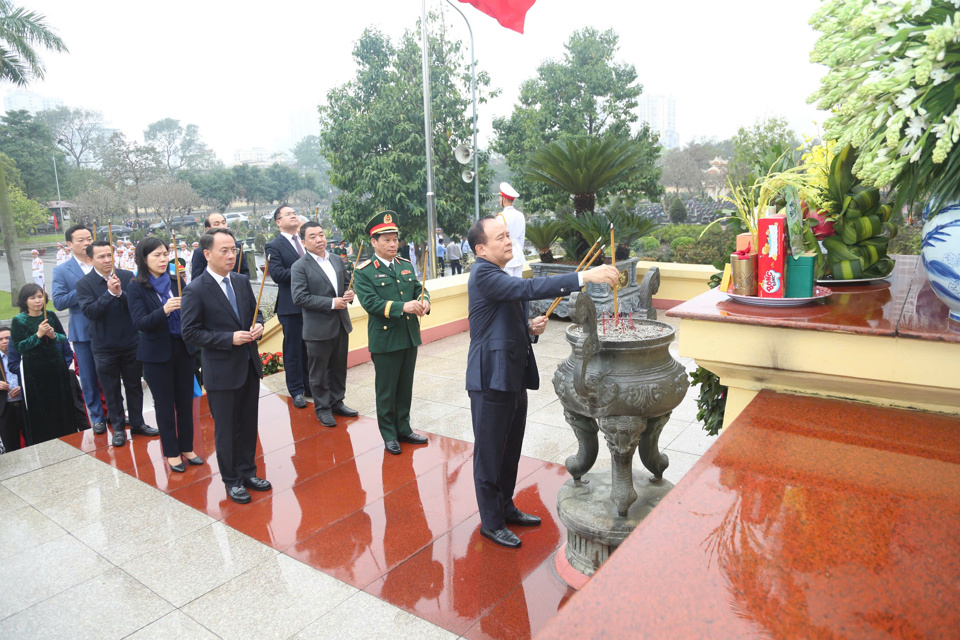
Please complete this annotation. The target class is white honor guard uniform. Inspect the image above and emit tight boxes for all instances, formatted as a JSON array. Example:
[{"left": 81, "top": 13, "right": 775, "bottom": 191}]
[
  {"left": 497, "top": 182, "right": 526, "bottom": 278},
  {"left": 31, "top": 250, "right": 44, "bottom": 287},
  {"left": 55, "top": 243, "right": 68, "bottom": 265}
]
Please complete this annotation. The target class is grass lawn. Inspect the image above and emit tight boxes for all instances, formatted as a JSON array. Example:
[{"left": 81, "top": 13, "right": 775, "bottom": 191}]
[
  {"left": 21, "top": 233, "right": 63, "bottom": 246},
  {"left": 0, "top": 292, "right": 53, "bottom": 320}
]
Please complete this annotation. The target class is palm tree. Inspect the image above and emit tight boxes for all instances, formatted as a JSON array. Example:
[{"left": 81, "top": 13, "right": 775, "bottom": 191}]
[
  {"left": 523, "top": 135, "right": 647, "bottom": 215},
  {"left": 0, "top": 1, "right": 66, "bottom": 304}
]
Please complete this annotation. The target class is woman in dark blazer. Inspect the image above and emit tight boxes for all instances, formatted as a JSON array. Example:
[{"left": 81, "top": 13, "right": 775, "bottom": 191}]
[{"left": 127, "top": 237, "right": 201, "bottom": 473}]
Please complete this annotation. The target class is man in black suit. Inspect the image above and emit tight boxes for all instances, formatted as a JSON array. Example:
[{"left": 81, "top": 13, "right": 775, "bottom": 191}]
[
  {"left": 266, "top": 204, "right": 311, "bottom": 409},
  {"left": 291, "top": 221, "right": 359, "bottom": 427},
  {"left": 181, "top": 228, "right": 269, "bottom": 505},
  {"left": 190, "top": 212, "right": 250, "bottom": 281},
  {"left": 77, "top": 240, "right": 159, "bottom": 447},
  {"left": 0, "top": 326, "right": 25, "bottom": 452},
  {"left": 465, "top": 216, "right": 618, "bottom": 548}
]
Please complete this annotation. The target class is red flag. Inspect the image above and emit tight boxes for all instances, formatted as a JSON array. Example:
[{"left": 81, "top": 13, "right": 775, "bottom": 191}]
[{"left": 458, "top": 0, "right": 536, "bottom": 34}]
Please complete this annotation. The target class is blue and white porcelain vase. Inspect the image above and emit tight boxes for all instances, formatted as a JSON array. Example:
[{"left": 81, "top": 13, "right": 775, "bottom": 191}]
[{"left": 921, "top": 203, "right": 960, "bottom": 322}]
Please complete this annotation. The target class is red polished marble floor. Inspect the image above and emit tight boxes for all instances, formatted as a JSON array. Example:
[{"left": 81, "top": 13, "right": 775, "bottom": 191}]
[
  {"left": 536, "top": 391, "right": 960, "bottom": 640},
  {"left": 59, "top": 390, "right": 577, "bottom": 640}
]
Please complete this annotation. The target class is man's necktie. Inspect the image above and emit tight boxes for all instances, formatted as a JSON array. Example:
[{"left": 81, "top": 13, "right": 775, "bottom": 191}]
[
  {"left": 293, "top": 235, "right": 305, "bottom": 257},
  {"left": 223, "top": 276, "right": 241, "bottom": 322}
]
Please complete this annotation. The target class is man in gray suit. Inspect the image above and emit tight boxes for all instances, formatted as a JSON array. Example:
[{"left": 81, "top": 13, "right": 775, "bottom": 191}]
[{"left": 291, "top": 221, "right": 359, "bottom": 427}]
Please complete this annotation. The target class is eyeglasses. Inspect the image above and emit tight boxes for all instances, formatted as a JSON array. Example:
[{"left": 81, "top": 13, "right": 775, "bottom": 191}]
[{"left": 217, "top": 247, "right": 239, "bottom": 255}]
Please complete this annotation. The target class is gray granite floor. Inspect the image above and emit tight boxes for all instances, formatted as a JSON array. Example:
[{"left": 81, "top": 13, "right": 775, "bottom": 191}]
[{"left": 0, "top": 312, "right": 714, "bottom": 639}]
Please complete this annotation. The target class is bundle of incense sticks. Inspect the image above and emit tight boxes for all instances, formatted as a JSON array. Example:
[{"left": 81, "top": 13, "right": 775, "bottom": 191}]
[{"left": 543, "top": 238, "right": 605, "bottom": 318}]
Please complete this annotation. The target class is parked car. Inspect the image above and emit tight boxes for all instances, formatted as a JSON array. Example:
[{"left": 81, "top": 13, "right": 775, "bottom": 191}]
[
  {"left": 167, "top": 215, "right": 198, "bottom": 229},
  {"left": 97, "top": 224, "right": 134, "bottom": 235},
  {"left": 148, "top": 220, "right": 167, "bottom": 231},
  {"left": 35, "top": 216, "right": 58, "bottom": 233},
  {"left": 223, "top": 212, "right": 250, "bottom": 226}
]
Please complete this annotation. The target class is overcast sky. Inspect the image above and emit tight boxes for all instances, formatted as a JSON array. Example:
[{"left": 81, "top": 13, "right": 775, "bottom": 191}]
[{"left": 11, "top": 0, "right": 829, "bottom": 162}]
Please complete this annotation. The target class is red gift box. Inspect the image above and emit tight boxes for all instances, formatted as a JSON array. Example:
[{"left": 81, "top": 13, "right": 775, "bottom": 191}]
[{"left": 758, "top": 215, "right": 787, "bottom": 298}]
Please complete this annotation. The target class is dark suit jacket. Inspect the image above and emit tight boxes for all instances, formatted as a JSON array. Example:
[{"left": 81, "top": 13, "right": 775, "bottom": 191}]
[
  {"left": 181, "top": 270, "right": 264, "bottom": 391},
  {"left": 265, "top": 233, "right": 302, "bottom": 316},
  {"left": 127, "top": 277, "right": 196, "bottom": 363},
  {"left": 76, "top": 269, "right": 138, "bottom": 352},
  {"left": 291, "top": 252, "right": 352, "bottom": 342},
  {"left": 52, "top": 258, "right": 95, "bottom": 342},
  {"left": 191, "top": 242, "right": 248, "bottom": 281},
  {"left": 465, "top": 258, "right": 579, "bottom": 393}
]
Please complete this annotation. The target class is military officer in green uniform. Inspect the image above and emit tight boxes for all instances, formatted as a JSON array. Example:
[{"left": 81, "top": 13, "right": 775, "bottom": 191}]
[{"left": 353, "top": 211, "right": 431, "bottom": 455}]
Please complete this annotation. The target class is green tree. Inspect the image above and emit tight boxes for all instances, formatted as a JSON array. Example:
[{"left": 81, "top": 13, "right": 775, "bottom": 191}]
[
  {"left": 492, "top": 27, "right": 661, "bottom": 212},
  {"left": 231, "top": 164, "right": 271, "bottom": 216},
  {"left": 729, "top": 116, "right": 799, "bottom": 188},
  {"left": 0, "top": 152, "right": 23, "bottom": 191},
  {"left": 319, "top": 16, "right": 494, "bottom": 253},
  {"left": 100, "top": 132, "right": 164, "bottom": 219},
  {"left": 144, "top": 118, "right": 216, "bottom": 174},
  {"left": 0, "top": 0, "right": 67, "bottom": 304},
  {"left": 292, "top": 135, "right": 324, "bottom": 171},
  {"left": 264, "top": 162, "right": 304, "bottom": 204},
  {"left": 185, "top": 166, "right": 239, "bottom": 213},
  {"left": 5, "top": 184, "right": 47, "bottom": 236},
  {"left": 0, "top": 109, "right": 62, "bottom": 199},
  {"left": 36, "top": 105, "right": 104, "bottom": 167},
  {"left": 669, "top": 196, "right": 687, "bottom": 224}
]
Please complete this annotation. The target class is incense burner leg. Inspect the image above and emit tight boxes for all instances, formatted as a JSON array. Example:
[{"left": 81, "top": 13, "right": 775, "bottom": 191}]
[
  {"left": 637, "top": 414, "right": 670, "bottom": 481},
  {"left": 599, "top": 416, "right": 644, "bottom": 517},
  {"left": 563, "top": 409, "right": 599, "bottom": 484}
]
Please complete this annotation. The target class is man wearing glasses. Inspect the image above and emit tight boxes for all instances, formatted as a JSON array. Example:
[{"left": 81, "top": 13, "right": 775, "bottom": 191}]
[{"left": 266, "top": 205, "right": 312, "bottom": 408}]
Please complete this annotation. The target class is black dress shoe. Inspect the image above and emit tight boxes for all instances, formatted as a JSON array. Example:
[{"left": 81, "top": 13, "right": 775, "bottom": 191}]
[
  {"left": 92, "top": 422, "right": 107, "bottom": 435},
  {"left": 130, "top": 423, "right": 159, "bottom": 437},
  {"left": 303, "top": 388, "right": 312, "bottom": 398},
  {"left": 384, "top": 440, "right": 402, "bottom": 455},
  {"left": 505, "top": 510, "right": 541, "bottom": 527},
  {"left": 331, "top": 404, "right": 359, "bottom": 417},
  {"left": 227, "top": 486, "right": 251, "bottom": 504},
  {"left": 399, "top": 433, "right": 428, "bottom": 445},
  {"left": 292, "top": 394, "right": 307, "bottom": 409},
  {"left": 481, "top": 527, "right": 521, "bottom": 548},
  {"left": 242, "top": 476, "right": 272, "bottom": 491},
  {"left": 183, "top": 455, "right": 204, "bottom": 466},
  {"left": 111, "top": 429, "right": 126, "bottom": 447},
  {"left": 169, "top": 460, "right": 186, "bottom": 473},
  {"left": 317, "top": 411, "right": 337, "bottom": 427}
]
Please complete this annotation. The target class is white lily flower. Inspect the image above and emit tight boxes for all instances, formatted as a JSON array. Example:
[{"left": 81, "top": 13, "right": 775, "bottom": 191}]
[
  {"left": 910, "top": 146, "right": 923, "bottom": 163},
  {"left": 930, "top": 68, "right": 953, "bottom": 85},
  {"left": 895, "top": 87, "right": 918, "bottom": 110},
  {"left": 905, "top": 114, "right": 928, "bottom": 140}
]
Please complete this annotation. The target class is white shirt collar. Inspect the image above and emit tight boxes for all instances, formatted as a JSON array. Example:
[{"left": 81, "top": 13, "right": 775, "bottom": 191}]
[
  {"left": 310, "top": 249, "right": 329, "bottom": 263},
  {"left": 206, "top": 267, "right": 230, "bottom": 284},
  {"left": 374, "top": 253, "right": 393, "bottom": 268},
  {"left": 73, "top": 255, "right": 93, "bottom": 273}
]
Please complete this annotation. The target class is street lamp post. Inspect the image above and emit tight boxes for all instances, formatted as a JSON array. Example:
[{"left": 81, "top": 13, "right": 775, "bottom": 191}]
[
  {"left": 444, "top": 0, "right": 480, "bottom": 221},
  {"left": 52, "top": 153, "right": 62, "bottom": 229},
  {"left": 421, "top": 0, "right": 438, "bottom": 280}
]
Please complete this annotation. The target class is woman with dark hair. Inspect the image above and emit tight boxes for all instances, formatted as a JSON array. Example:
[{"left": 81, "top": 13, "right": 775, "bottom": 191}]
[
  {"left": 127, "top": 237, "right": 201, "bottom": 473},
  {"left": 10, "top": 283, "right": 77, "bottom": 444}
]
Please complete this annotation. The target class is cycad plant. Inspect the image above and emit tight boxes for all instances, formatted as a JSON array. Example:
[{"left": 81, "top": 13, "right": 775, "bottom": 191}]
[
  {"left": 524, "top": 135, "right": 648, "bottom": 215},
  {"left": 524, "top": 219, "right": 563, "bottom": 263}
]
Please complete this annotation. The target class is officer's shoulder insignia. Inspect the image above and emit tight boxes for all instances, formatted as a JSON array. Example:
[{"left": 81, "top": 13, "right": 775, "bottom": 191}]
[
  {"left": 357, "top": 260, "right": 372, "bottom": 270},
  {"left": 396, "top": 256, "right": 411, "bottom": 263}
]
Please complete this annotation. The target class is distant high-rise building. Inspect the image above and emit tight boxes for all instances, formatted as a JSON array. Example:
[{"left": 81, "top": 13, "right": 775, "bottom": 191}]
[
  {"left": 233, "top": 147, "right": 271, "bottom": 166},
  {"left": 3, "top": 90, "right": 63, "bottom": 115},
  {"left": 638, "top": 94, "right": 679, "bottom": 150}
]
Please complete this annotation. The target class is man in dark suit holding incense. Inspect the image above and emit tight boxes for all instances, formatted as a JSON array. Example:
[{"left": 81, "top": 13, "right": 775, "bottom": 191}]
[
  {"left": 77, "top": 240, "right": 160, "bottom": 448},
  {"left": 291, "top": 221, "right": 359, "bottom": 427},
  {"left": 465, "top": 215, "right": 618, "bottom": 548},
  {"left": 181, "top": 228, "right": 268, "bottom": 504}
]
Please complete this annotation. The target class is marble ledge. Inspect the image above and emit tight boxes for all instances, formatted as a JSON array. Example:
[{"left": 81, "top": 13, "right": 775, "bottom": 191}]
[{"left": 667, "top": 255, "right": 960, "bottom": 343}]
